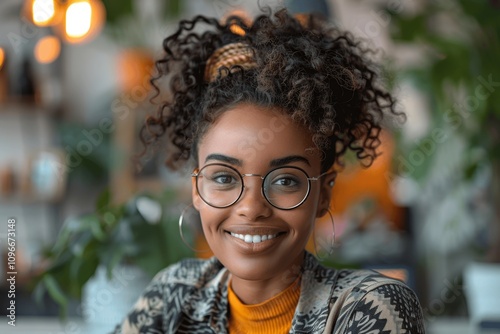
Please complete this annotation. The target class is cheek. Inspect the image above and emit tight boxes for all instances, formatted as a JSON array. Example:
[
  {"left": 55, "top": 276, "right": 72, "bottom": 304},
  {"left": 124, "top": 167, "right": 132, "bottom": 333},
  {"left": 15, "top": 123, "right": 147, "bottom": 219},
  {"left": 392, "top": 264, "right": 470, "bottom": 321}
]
[
  {"left": 306, "top": 186, "right": 322, "bottom": 214},
  {"left": 287, "top": 201, "right": 319, "bottom": 234},
  {"left": 198, "top": 207, "right": 226, "bottom": 236},
  {"left": 198, "top": 208, "right": 231, "bottom": 255}
]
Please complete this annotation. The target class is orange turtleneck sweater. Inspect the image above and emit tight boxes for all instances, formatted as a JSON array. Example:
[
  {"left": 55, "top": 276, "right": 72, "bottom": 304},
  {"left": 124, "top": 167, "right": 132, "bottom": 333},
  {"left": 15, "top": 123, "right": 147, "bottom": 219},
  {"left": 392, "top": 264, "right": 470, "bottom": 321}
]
[{"left": 227, "top": 277, "right": 301, "bottom": 334}]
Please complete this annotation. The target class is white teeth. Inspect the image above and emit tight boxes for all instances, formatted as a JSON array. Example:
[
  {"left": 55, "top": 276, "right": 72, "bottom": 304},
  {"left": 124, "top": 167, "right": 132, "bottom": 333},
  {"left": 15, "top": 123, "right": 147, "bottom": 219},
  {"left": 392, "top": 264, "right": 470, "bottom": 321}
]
[{"left": 230, "top": 232, "right": 278, "bottom": 243}]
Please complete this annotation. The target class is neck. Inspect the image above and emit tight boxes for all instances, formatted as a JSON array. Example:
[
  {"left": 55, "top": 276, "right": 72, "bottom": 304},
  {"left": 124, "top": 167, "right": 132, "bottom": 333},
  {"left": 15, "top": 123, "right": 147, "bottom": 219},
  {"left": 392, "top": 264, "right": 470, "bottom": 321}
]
[{"left": 229, "top": 251, "right": 304, "bottom": 305}]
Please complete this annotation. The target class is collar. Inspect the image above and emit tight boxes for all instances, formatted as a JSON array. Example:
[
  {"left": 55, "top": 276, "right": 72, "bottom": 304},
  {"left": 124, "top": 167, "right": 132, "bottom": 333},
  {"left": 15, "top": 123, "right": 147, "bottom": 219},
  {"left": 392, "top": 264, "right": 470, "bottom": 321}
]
[
  {"left": 178, "top": 251, "right": 337, "bottom": 333},
  {"left": 292, "top": 251, "right": 339, "bottom": 332}
]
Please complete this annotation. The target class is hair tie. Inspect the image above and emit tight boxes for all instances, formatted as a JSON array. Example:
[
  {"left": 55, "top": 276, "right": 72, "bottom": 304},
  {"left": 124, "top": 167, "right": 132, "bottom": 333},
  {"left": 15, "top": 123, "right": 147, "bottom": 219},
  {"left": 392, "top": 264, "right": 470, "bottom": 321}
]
[{"left": 204, "top": 42, "right": 257, "bottom": 83}]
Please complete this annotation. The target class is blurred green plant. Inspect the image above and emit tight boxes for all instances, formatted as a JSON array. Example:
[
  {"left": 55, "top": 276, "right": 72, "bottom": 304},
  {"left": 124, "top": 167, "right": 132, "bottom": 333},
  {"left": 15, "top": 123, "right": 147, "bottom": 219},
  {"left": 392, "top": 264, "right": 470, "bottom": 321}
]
[
  {"left": 32, "top": 188, "right": 193, "bottom": 317},
  {"left": 58, "top": 122, "right": 112, "bottom": 184},
  {"left": 101, "top": 0, "right": 182, "bottom": 24},
  {"left": 387, "top": 0, "right": 499, "bottom": 178},
  {"left": 385, "top": 0, "right": 500, "bottom": 260},
  {"left": 101, "top": 0, "right": 182, "bottom": 48}
]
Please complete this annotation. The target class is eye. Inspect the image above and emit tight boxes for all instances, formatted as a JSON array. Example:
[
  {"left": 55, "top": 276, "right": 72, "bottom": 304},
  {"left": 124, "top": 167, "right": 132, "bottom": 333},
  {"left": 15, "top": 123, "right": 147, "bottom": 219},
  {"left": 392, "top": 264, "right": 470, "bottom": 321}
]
[
  {"left": 212, "top": 173, "right": 237, "bottom": 184},
  {"left": 265, "top": 167, "right": 307, "bottom": 194},
  {"left": 269, "top": 174, "right": 302, "bottom": 192},
  {"left": 272, "top": 177, "right": 298, "bottom": 187},
  {"left": 205, "top": 168, "right": 241, "bottom": 190}
]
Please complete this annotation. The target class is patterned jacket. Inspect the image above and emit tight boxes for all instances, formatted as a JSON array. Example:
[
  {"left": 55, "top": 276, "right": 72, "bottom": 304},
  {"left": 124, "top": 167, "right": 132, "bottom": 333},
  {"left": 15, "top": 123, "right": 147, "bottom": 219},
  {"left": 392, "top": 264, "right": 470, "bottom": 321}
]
[{"left": 113, "top": 252, "right": 425, "bottom": 333}]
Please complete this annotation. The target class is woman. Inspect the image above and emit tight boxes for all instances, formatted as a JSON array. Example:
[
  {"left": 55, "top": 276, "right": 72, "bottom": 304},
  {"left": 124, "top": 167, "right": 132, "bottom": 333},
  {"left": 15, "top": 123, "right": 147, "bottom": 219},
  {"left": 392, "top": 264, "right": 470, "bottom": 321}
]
[{"left": 113, "top": 7, "right": 424, "bottom": 334}]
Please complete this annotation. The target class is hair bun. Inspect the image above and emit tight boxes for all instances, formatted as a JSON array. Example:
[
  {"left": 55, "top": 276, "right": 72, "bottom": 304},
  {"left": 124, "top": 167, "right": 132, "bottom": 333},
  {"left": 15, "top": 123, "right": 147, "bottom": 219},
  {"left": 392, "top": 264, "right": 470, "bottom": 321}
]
[{"left": 204, "top": 42, "right": 257, "bottom": 83}]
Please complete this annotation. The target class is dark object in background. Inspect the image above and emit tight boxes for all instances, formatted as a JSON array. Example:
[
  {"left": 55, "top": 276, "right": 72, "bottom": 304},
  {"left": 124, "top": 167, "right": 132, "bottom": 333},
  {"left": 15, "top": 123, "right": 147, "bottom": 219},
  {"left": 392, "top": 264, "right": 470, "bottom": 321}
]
[{"left": 18, "top": 58, "right": 36, "bottom": 99}]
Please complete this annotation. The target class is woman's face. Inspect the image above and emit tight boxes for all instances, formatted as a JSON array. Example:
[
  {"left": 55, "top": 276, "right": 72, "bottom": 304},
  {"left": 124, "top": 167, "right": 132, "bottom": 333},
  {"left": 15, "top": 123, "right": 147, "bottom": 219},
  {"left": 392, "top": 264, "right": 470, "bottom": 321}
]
[{"left": 192, "top": 103, "right": 332, "bottom": 283}]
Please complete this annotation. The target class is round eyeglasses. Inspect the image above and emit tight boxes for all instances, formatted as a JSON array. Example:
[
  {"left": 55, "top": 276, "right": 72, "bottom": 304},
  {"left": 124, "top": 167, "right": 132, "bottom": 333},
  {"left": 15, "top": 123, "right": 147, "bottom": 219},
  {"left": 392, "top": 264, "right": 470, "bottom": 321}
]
[{"left": 192, "top": 163, "right": 328, "bottom": 210}]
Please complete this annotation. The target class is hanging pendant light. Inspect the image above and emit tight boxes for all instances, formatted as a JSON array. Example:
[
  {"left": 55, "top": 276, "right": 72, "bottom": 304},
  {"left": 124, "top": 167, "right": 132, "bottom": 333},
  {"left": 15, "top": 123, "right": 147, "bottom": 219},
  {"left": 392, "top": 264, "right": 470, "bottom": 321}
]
[
  {"left": 65, "top": 0, "right": 93, "bottom": 38},
  {"left": 23, "top": 0, "right": 62, "bottom": 27},
  {"left": 33, "top": 0, "right": 56, "bottom": 26},
  {"left": 26, "top": 0, "right": 106, "bottom": 44},
  {"left": 64, "top": 0, "right": 105, "bottom": 44}
]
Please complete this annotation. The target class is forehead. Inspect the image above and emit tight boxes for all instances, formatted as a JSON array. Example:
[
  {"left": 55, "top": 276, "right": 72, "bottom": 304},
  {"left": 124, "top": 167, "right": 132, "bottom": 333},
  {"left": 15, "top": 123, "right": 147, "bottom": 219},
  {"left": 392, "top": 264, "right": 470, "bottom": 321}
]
[{"left": 197, "top": 103, "right": 321, "bottom": 168}]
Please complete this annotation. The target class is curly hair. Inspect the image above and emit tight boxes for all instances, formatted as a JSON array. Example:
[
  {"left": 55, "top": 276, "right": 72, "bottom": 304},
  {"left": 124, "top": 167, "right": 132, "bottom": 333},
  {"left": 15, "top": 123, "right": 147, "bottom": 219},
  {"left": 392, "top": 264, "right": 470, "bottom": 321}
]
[{"left": 140, "top": 8, "right": 401, "bottom": 173}]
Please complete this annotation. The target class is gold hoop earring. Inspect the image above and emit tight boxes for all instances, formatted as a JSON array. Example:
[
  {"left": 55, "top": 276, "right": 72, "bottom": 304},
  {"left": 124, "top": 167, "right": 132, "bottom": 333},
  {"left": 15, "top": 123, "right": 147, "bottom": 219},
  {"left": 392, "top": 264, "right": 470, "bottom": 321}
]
[
  {"left": 179, "top": 204, "right": 210, "bottom": 253},
  {"left": 313, "top": 209, "right": 336, "bottom": 261}
]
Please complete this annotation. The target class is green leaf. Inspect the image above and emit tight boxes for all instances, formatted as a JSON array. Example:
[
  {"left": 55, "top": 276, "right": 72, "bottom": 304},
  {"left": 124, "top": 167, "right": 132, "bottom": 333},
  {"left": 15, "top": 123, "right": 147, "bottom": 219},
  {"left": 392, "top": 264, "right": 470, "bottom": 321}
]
[
  {"left": 165, "top": 0, "right": 182, "bottom": 19},
  {"left": 70, "top": 231, "right": 93, "bottom": 257},
  {"left": 42, "top": 274, "right": 68, "bottom": 312},
  {"left": 101, "top": 0, "right": 134, "bottom": 25},
  {"left": 57, "top": 123, "right": 111, "bottom": 182},
  {"left": 96, "top": 188, "right": 111, "bottom": 214},
  {"left": 491, "top": 143, "right": 500, "bottom": 163},
  {"left": 389, "top": 14, "right": 427, "bottom": 42},
  {"left": 51, "top": 215, "right": 94, "bottom": 256},
  {"left": 89, "top": 216, "right": 107, "bottom": 241},
  {"left": 33, "top": 281, "right": 46, "bottom": 306},
  {"left": 104, "top": 245, "right": 126, "bottom": 279},
  {"left": 464, "top": 161, "right": 479, "bottom": 181},
  {"left": 68, "top": 244, "right": 99, "bottom": 299}
]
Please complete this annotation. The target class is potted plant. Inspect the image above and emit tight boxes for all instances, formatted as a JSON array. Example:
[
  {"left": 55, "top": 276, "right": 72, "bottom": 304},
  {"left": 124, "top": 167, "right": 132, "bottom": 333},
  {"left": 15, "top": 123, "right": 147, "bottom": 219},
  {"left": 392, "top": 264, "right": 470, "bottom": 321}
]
[
  {"left": 383, "top": 0, "right": 500, "bottom": 325},
  {"left": 386, "top": 0, "right": 499, "bottom": 261},
  {"left": 32, "top": 187, "right": 194, "bottom": 322}
]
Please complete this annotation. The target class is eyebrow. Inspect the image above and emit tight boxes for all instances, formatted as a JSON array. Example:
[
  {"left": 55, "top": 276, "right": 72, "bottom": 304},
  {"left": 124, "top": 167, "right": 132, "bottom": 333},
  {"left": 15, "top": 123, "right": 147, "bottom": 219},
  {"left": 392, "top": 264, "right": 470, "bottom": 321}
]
[
  {"left": 205, "top": 154, "right": 242, "bottom": 166},
  {"left": 204, "top": 154, "right": 311, "bottom": 168},
  {"left": 270, "top": 155, "right": 311, "bottom": 167}
]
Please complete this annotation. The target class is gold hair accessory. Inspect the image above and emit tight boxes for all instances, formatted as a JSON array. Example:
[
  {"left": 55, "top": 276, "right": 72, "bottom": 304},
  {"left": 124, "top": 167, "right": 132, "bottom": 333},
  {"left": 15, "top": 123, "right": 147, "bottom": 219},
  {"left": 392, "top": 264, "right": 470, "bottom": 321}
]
[{"left": 204, "top": 42, "right": 257, "bottom": 83}]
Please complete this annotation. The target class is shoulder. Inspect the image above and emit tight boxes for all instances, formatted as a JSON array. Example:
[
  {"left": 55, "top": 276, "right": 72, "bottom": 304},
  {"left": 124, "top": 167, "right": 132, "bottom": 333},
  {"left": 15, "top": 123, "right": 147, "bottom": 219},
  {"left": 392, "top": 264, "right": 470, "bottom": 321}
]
[
  {"left": 301, "top": 252, "right": 412, "bottom": 297},
  {"left": 334, "top": 268, "right": 401, "bottom": 295},
  {"left": 112, "top": 257, "right": 227, "bottom": 334},
  {"left": 333, "top": 269, "right": 425, "bottom": 333},
  {"left": 293, "top": 253, "right": 423, "bottom": 333},
  {"left": 131, "top": 257, "right": 226, "bottom": 314},
  {"left": 333, "top": 268, "right": 421, "bottom": 307}
]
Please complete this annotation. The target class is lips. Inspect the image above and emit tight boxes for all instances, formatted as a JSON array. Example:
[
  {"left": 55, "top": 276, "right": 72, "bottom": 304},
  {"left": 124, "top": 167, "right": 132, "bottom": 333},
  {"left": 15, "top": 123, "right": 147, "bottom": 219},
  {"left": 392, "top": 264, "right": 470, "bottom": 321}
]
[
  {"left": 230, "top": 232, "right": 278, "bottom": 244},
  {"left": 224, "top": 226, "right": 287, "bottom": 250}
]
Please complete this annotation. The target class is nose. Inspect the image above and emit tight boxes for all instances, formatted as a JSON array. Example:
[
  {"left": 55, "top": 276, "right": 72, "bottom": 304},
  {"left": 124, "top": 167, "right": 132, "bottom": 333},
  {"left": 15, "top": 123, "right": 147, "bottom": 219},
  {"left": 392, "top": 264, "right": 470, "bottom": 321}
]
[{"left": 235, "top": 177, "right": 272, "bottom": 221}]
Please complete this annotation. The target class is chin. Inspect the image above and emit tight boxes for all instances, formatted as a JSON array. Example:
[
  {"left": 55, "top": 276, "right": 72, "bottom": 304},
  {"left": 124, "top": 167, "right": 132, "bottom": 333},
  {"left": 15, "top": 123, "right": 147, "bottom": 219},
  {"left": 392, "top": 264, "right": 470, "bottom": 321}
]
[{"left": 222, "top": 249, "right": 304, "bottom": 281}]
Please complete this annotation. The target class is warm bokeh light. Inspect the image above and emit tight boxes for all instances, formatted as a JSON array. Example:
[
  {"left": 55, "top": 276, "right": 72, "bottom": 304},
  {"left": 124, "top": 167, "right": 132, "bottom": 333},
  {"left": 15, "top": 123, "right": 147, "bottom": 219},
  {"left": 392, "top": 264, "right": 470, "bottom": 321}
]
[
  {"left": 32, "top": 0, "right": 55, "bottom": 26},
  {"left": 56, "top": 0, "right": 105, "bottom": 44},
  {"left": 0, "top": 48, "right": 5, "bottom": 71},
  {"left": 66, "top": 1, "right": 92, "bottom": 38},
  {"left": 34, "top": 36, "right": 61, "bottom": 64},
  {"left": 117, "top": 49, "right": 154, "bottom": 92}
]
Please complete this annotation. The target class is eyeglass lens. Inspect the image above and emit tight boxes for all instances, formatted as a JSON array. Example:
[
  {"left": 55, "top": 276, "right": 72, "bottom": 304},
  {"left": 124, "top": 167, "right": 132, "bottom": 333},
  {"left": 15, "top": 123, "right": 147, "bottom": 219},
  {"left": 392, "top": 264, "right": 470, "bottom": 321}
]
[{"left": 195, "top": 164, "right": 311, "bottom": 209}]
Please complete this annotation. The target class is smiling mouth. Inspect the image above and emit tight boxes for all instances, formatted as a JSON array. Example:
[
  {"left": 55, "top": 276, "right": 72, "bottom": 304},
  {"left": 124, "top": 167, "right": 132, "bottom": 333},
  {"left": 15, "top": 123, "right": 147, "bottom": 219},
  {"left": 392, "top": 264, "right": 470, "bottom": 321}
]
[{"left": 228, "top": 232, "right": 284, "bottom": 244}]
